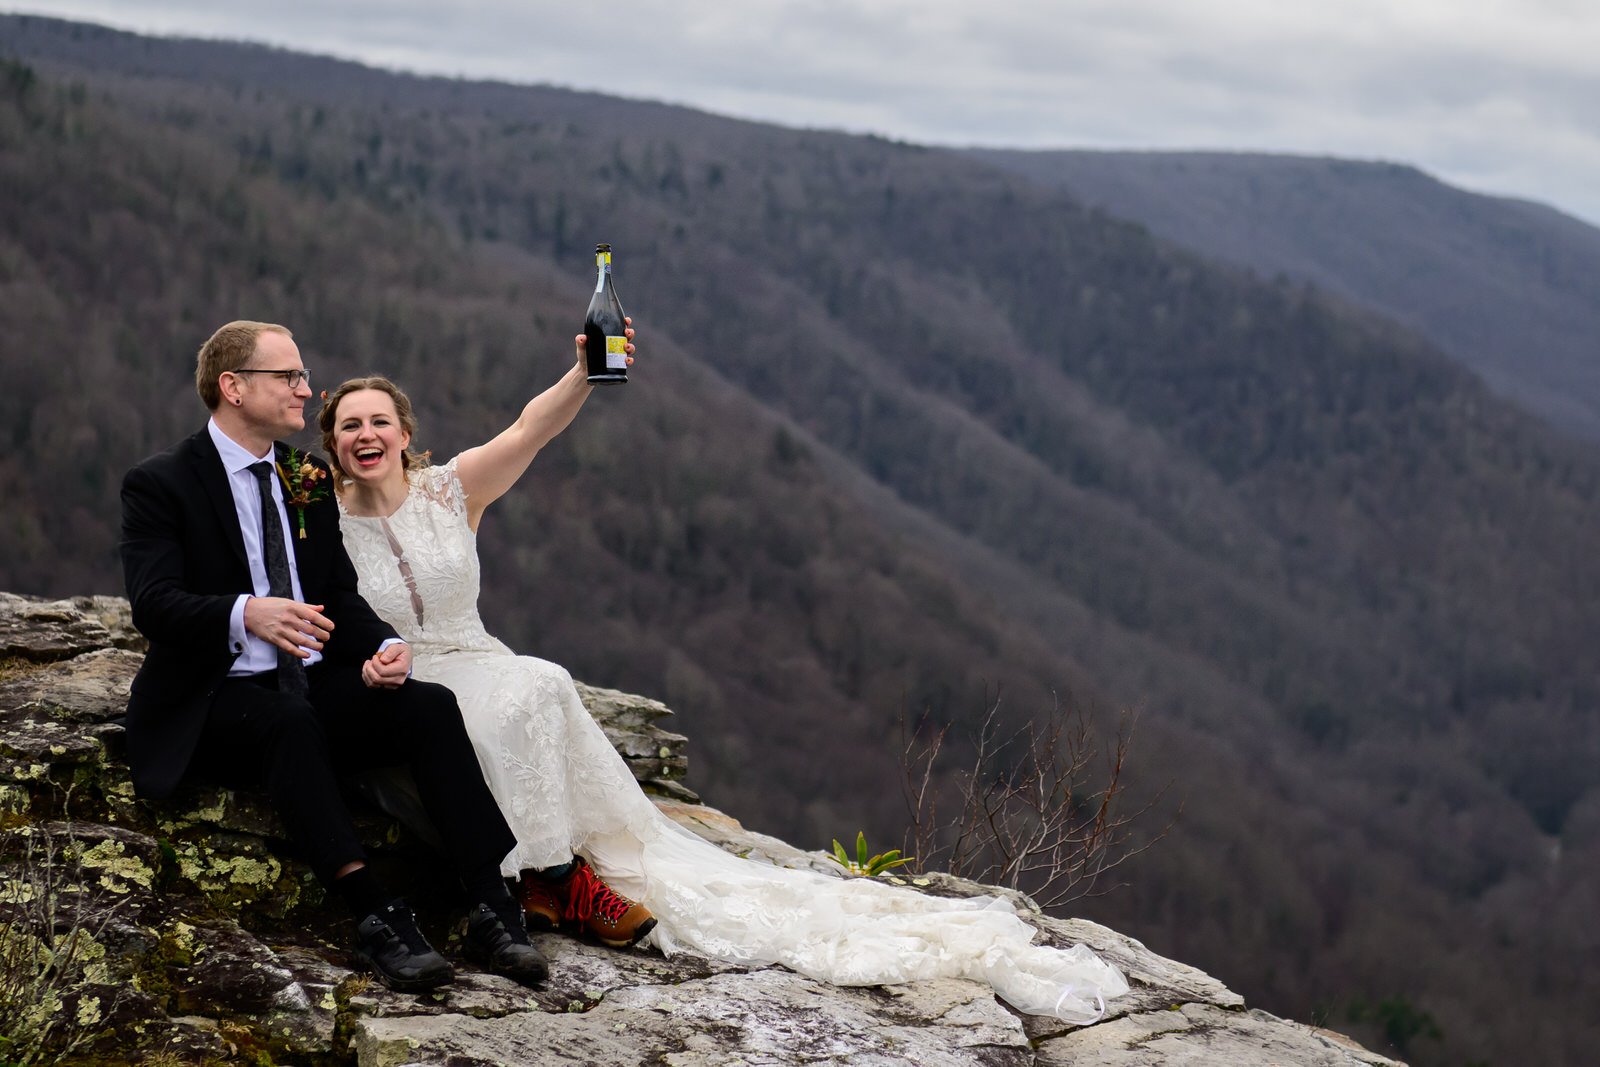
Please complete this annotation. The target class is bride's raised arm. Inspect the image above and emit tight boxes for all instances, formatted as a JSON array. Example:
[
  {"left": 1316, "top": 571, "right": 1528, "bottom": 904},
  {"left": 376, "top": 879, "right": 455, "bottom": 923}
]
[{"left": 454, "top": 322, "right": 635, "bottom": 530}]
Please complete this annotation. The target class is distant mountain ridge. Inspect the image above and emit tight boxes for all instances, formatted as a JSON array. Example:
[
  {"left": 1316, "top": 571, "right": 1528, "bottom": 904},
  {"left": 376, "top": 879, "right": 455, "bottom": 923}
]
[
  {"left": 4, "top": 15, "right": 1598, "bottom": 1066},
  {"left": 969, "top": 148, "right": 1600, "bottom": 439}
]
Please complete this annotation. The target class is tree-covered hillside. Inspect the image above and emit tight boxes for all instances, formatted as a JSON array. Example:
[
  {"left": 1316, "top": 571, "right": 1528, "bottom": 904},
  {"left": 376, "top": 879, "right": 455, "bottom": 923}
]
[
  {"left": 4, "top": 15, "right": 1598, "bottom": 1065},
  {"left": 972, "top": 147, "right": 1600, "bottom": 439}
]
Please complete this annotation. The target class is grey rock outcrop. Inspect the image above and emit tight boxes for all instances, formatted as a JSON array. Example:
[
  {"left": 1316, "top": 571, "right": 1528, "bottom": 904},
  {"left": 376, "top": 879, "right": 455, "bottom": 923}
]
[{"left": 0, "top": 592, "right": 1403, "bottom": 1066}]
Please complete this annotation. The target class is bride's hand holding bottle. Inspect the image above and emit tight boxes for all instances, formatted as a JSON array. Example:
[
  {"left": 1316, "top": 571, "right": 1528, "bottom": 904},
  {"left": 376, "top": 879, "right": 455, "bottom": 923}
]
[{"left": 453, "top": 320, "right": 636, "bottom": 531}]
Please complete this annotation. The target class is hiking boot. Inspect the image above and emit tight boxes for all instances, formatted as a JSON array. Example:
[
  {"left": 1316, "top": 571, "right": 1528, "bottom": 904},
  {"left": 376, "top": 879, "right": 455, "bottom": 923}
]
[
  {"left": 524, "top": 857, "right": 657, "bottom": 948},
  {"left": 354, "top": 901, "right": 454, "bottom": 993},
  {"left": 464, "top": 903, "right": 550, "bottom": 986},
  {"left": 520, "top": 870, "right": 563, "bottom": 932}
]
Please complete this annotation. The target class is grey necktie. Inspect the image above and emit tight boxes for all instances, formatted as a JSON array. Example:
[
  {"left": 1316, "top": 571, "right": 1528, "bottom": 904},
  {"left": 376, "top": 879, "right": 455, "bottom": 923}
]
[{"left": 248, "top": 461, "right": 310, "bottom": 695}]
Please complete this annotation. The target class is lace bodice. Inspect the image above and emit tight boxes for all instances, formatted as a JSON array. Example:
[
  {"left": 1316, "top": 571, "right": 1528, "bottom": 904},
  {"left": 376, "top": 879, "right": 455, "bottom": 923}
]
[{"left": 338, "top": 460, "right": 507, "bottom": 656}]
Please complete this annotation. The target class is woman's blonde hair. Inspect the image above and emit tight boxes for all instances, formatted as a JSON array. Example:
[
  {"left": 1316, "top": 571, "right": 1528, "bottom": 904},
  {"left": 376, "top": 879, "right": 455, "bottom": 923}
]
[{"left": 317, "top": 375, "right": 431, "bottom": 484}]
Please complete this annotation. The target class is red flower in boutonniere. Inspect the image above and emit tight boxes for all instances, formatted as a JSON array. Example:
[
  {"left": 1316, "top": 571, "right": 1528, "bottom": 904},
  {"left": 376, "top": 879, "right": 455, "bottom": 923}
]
[{"left": 276, "top": 448, "right": 330, "bottom": 540}]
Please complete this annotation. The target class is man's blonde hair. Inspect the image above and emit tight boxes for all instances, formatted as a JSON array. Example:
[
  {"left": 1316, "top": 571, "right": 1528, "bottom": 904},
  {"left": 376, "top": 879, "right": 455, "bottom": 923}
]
[{"left": 195, "top": 320, "right": 292, "bottom": 410}]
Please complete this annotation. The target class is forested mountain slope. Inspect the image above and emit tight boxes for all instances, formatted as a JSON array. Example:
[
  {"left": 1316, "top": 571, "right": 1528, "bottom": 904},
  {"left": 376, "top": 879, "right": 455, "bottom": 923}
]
[
  {"left": 971, "top": 147, "right": 1600, "bottom": 439},
  {"left": 3, "top": 15, "right": 1598, "bottom": 1065}
]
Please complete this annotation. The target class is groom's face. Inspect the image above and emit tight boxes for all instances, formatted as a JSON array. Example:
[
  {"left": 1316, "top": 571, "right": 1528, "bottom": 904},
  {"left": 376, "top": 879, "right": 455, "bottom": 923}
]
[{"left": 236, "top": 332, "right": 313, "bottom": 437}]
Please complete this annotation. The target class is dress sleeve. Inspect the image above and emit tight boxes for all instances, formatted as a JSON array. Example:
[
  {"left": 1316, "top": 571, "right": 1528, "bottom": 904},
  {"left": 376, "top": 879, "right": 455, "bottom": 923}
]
[{"left": 414, "top": 457, "right": 470, "bottom": 524}]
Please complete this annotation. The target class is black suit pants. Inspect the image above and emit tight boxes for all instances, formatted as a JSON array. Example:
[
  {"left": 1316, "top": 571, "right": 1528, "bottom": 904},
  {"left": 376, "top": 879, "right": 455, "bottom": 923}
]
[{"left": 189, "top": 667, "right": 515, "bottom": 885}]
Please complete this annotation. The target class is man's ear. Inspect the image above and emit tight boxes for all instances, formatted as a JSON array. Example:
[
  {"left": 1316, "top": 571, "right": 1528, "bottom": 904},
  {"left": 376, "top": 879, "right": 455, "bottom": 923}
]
[{"left": 217, "top": 372, "right": 244, "bottom": 408}]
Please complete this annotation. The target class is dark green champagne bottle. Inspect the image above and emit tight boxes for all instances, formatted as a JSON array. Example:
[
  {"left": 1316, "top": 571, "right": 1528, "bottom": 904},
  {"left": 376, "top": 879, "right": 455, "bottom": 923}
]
[{"left": 584, "top": 243, "right": 628, "bottom": 385}]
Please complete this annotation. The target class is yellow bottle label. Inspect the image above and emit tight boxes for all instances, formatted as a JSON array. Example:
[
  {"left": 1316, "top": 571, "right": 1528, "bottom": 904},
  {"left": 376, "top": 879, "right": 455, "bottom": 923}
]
[{"left": 606, "top": 334, "right": 627, "bottom": 370}]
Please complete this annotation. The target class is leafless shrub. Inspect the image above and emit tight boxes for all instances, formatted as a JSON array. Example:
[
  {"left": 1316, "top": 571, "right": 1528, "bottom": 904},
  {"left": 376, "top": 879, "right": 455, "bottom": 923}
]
[
  {"left": 0, "top": 823, "right": 130, "bottom": 1065},
  {"left": 900, "top": 690, "right": 1172, "bottom": 910}
]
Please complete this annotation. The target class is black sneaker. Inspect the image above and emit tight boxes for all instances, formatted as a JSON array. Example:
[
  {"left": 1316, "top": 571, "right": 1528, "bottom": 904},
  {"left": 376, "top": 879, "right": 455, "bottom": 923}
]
[
  {"left": 354, "top": 901, "right": 454, "bottom": 993},
  {"left": 464, "top": 903, "right": 549, "bottom": 986}
]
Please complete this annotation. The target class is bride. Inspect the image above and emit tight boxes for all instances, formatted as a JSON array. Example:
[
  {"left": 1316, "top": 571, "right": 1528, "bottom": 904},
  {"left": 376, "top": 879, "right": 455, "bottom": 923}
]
[{"left": 317, "top": 333, "right": 1128, "bottom": 1024}]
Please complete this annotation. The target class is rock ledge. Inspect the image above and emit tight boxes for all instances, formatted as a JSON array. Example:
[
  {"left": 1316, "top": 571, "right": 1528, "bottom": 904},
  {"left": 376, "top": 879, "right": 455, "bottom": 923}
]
[{"left": 0, "top": 593, "right": 1403, "bottom": 1066}]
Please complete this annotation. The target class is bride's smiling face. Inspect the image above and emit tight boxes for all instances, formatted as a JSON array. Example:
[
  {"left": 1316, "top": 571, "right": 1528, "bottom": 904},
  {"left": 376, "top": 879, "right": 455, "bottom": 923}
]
[{"left": 331, "top": 389, "right": 411, "bottom": 487}]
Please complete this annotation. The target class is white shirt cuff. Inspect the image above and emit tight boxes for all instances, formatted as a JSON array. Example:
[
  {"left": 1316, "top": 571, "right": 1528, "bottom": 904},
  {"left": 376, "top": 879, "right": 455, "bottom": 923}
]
[{"left": 229, "top": 595, "right": 250, "bottom": 657}]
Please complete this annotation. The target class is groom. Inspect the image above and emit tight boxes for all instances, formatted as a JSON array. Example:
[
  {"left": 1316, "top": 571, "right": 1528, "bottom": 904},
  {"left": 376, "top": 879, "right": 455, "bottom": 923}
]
[{"left": 120, "top": 319, "right": 546, "bottom": 992}]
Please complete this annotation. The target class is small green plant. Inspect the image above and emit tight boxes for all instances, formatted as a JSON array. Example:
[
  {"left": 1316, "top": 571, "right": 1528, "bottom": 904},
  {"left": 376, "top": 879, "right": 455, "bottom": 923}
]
[{"left": 829, "top": 831, "right": 912, "bottom": 877}]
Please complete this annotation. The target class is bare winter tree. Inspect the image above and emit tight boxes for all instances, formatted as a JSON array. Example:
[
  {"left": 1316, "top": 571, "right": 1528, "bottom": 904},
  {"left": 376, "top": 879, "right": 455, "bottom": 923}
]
[{"left": 900, "top": 691, "right": 1171, "bottom": 910}]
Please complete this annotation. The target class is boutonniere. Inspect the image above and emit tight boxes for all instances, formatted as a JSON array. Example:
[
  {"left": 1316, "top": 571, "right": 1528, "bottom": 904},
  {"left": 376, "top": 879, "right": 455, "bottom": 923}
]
[{"left": 276, "top": 448, "right": 330, "bottom": 539}]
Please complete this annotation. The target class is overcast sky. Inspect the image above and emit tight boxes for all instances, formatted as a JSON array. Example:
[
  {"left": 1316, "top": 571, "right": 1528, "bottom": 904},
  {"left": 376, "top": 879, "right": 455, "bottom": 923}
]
[{"left": 10, "top": 0, "right": 1600, "bottom": 226}]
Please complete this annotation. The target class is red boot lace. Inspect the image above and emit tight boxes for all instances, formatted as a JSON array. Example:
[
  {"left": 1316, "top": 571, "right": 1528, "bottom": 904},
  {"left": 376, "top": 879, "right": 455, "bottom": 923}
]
[{"left": 561, "top": 860, "right": 632, "bottom": 924}]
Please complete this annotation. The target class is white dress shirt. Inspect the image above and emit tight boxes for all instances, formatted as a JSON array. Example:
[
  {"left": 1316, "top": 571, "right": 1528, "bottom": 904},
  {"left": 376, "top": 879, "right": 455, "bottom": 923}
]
[{"left": 208, "top": 419, "right": 326, "bottom": 675}]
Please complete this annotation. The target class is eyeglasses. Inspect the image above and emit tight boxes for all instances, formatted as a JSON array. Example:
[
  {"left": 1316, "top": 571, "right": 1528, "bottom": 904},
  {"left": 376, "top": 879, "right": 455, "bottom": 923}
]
[{"left": 233, "top": 368, "right": 312, "bottom": 389}]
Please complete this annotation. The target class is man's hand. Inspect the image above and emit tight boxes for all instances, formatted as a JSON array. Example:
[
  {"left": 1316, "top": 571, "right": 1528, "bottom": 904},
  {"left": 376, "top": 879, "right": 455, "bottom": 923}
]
[
  {"left": 244, "top": 596, "right": 332, "bottom": 659},
  {"left": 362, "top": 642, "right": 411, "bottom": 689}
]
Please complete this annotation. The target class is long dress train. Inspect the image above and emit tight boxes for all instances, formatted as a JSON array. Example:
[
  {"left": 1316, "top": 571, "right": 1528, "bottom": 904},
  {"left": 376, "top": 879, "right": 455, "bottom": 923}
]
[{"left": 338, "top": 460, "right": 1128, "bottom": 1023}]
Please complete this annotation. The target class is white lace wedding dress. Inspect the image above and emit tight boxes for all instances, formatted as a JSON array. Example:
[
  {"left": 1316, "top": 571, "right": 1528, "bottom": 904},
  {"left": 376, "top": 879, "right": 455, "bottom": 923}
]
[{"left": 339, "top": 460, "right": 1128, "bottom": 1023}]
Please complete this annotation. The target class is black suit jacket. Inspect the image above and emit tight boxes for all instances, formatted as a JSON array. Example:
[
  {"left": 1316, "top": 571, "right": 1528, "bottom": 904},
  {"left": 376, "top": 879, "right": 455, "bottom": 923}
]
[{"left": 120, "top": 428, "right": 398, "bottom": 799}]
